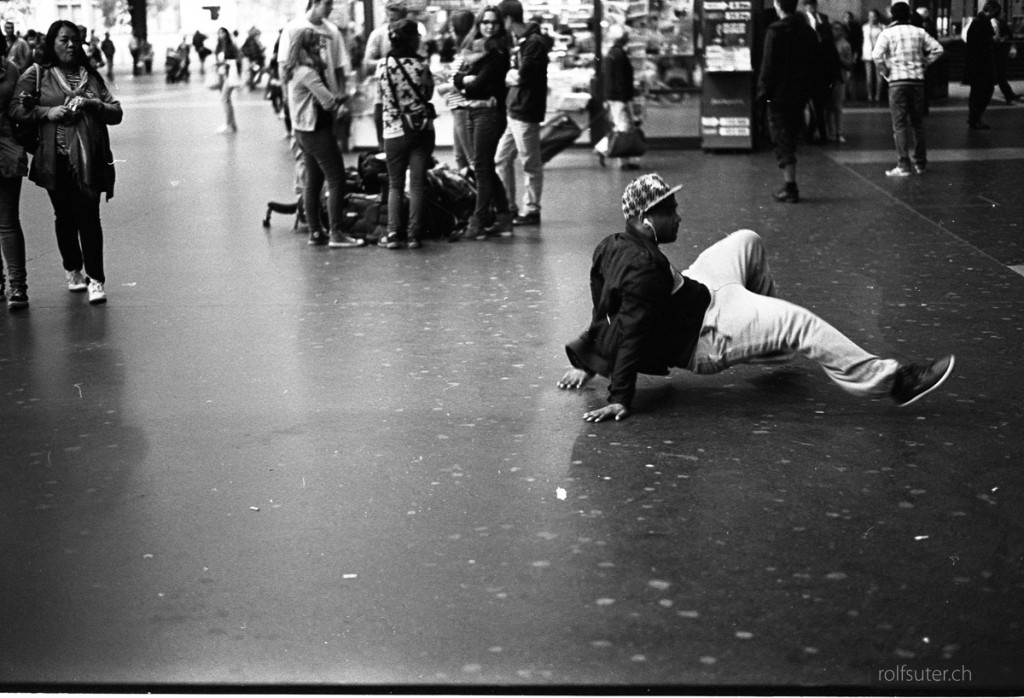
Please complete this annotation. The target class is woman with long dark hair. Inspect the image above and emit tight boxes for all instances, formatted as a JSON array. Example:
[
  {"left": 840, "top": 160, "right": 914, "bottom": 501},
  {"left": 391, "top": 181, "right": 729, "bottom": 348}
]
[
  {"left": 0, "top": 33, "right": 29, "bottom": 310},
  {"left": 452, "top": 6, "right": 512, "bottom": 239},
  {"left": 215, "top": 27, "right": 240, "bottom": 133},
  {"left": 10, "top": 20, "right": 122, "bottom": 304},
  {"left": 376, "top": 19, "right": 435, "bottom": 250},
  {"left": 283, "top": 27, "right": 363, "bottom": 248}
]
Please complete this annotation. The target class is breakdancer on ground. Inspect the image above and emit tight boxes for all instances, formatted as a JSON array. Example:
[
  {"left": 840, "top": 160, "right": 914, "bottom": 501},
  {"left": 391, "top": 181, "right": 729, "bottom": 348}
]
[{"left": 557, "top": 173, "right": 956, "bottom": 422}]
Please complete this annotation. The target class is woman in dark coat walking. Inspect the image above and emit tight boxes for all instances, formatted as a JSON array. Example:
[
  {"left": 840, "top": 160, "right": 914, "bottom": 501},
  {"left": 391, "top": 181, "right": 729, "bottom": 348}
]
[{"left": 964, "top": 1, "right": 1000, "bottom": 129}]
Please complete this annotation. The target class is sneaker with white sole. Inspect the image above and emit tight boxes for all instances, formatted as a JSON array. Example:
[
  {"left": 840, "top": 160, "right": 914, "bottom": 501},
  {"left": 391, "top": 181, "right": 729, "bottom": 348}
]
[
  {"left": 88, "top": 280, "right": 107, "bottom": 305},
  {"left": 66, "top": 269, "right": 88, "bottom": 292},
  {"left": 328, "top": 231, "right": 367, "bottom": 248},
  {"left": 8, "top": 289, "right": 28, "bottom": 310},
  {"left": 885, "top": 166, "right": 913, "bottom": 178},
  {"left": 891, "top": 355, "right": 955, "bottom": 407}
]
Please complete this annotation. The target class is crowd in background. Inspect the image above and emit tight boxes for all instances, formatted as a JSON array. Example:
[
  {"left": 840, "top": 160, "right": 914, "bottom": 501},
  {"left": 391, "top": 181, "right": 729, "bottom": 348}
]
[{"left": 0, "top": 0, "right": 1020, "bottom": 307}]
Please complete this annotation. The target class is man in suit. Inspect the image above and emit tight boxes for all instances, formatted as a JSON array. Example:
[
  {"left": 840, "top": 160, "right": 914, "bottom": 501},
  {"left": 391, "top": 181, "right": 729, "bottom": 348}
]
[{"left": 801, "top": 0, "right": 840, "bottom": 144}]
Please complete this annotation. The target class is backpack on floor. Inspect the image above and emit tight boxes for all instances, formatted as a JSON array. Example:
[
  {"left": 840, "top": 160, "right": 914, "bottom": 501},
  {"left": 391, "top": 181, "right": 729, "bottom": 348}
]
[
  {"left": 423, "top": 164, "right": 476, "bottom": 239},
  {"left": 357, "top": 151, "right": 389, "bottom": 194},
  {"left": 342, "top": 193, "right": 385, "bottom": 243}
]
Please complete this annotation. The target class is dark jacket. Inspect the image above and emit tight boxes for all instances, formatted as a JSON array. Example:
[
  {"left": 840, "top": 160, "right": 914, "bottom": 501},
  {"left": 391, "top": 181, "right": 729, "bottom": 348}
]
[
  {"left": 964, "top": 12, "right": 995, "bottom": 84},
  {"left": 9, "top": 64, "right": 122, "bottom": 199},
  {"left": 454, "top": 45, "right": 510, "bottom": 109},
  {"left": 565, "top": 231, "right": 710, "bottom": 409},
  {"left": 604, "top": 44, "right": 634, "bottom": 102},
  {"left": 757, "top": 14, "right": 820, "bottom": 108},
  {"left": 506, "top": 22, "right": 548, "bottom": 123},
  {"left": 805, "top": 11, "right": 841, "bottom": 87}
]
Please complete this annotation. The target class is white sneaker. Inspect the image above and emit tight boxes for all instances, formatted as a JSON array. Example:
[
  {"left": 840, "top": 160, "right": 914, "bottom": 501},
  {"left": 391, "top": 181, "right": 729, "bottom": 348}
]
[
  {"left": 66, "top": 269, "right": 88, "bottom": 292},
  {"left": 88, "top": 280, "right": 106, "bottom": 305},
  {"left": 885, "top": 166, "right": 912, "bottom": 177}
]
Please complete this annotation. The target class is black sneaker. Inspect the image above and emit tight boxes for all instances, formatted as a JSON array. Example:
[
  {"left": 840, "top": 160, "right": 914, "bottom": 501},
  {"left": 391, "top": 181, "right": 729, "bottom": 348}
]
[
  {"left": 512, "top": 212, "right": 540, "bottom": 226},
  {"left": 773, "top": 185, "right": 799, "bottom": 203},
  {"left": 308, "top": 229, "right": 329, "bottom": 246},
  {"left": 8, "top": 289, "right": 28, "bottom": 310},
  {"left": 891, "top": 355, "right": 955, "bottom": 407}
]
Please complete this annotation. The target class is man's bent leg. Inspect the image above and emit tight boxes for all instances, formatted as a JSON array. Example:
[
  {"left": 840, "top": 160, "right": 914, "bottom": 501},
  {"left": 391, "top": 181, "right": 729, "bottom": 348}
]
[
  {"left": 682, "top": 229, "right": 779, "bottom": 297},
  {"left": 690, "top": 285, "right": 900, "bottom": 399}
]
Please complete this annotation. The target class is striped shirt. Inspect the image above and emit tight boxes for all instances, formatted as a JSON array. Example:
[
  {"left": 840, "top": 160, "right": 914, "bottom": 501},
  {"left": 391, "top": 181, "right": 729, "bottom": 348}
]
[
  {"left": 56, "top": 68, "right": 83, "bottom": 155},
  {"left": 871, "top": 23, "right": 943, "bottom": 83}
]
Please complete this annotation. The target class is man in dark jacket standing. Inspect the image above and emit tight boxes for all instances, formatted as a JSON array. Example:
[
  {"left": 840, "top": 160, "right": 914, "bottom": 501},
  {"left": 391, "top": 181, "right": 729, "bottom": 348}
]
[
  {"left": 557, "top": 174, "right": 956, "bottom": 422},
  {"left": 496, "top": 0, "right": 549, "bottom": 227},
  {"left": 800, "top": 0, "right": 839, "bottom": 144},
  {"left": 101, "top": 33, "right": 116, "bottom": 80},
  {"left": 965, "top": 1, "right": 1001, "bottom": 129},
  {"left": 758, "top": 0, "right": 819, "bottom": 203}
]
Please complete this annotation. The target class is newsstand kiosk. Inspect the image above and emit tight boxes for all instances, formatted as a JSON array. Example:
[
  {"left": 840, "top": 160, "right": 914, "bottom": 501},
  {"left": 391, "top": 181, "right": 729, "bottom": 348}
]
[{"left": 699, "top": 0, "right": 756, "bottom": 150}]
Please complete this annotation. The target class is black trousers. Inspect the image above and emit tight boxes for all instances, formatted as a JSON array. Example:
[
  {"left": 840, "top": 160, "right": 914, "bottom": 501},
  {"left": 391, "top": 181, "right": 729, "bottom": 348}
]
[
  {"left": 46, "top": 154, "right": 105, "bottom": 283},
  {"left": 968, "top": 80, "right": 995, "bottom": 125}
]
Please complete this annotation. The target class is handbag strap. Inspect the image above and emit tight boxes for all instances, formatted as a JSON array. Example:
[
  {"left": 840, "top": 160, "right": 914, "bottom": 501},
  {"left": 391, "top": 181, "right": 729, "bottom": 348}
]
[
  {"left": 386, "top": 54, "right": 429, "bottom": 112},
  {"left": 383, "top": 58, "right": 405, "bottom": 114}
]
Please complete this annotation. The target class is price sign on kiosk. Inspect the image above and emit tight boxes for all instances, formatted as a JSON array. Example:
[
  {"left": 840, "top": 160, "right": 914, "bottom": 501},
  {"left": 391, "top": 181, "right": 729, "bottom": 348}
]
[{"left": 700, "top": 0, "right": 755, "bottom": 149}]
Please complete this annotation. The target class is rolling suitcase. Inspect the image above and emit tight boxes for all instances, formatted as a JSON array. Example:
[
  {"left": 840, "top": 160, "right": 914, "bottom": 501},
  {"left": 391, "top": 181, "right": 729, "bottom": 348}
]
[{"left": 539, "top": 113, "right": 583, "bottom": 163}]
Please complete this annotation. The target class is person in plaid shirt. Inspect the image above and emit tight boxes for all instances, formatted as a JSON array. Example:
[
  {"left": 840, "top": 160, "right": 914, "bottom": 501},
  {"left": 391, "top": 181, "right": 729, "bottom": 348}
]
[{"left": 871, "top": 1, "right": 943, "bottom": 177}]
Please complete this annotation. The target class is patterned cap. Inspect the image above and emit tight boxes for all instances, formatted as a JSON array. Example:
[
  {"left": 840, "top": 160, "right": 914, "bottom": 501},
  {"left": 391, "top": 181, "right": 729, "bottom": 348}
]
[
  {"left": 385, "top": 0, "right": 408, "bottom": 11},
  {"left": 621, "top": 174, "right": 682, "bottom": 220}
]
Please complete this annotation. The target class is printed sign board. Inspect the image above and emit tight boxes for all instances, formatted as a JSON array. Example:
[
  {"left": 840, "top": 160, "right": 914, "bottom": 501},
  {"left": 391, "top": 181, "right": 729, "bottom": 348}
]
[{"left": 700, "top": 0, "right": 755, "bottom": 149}]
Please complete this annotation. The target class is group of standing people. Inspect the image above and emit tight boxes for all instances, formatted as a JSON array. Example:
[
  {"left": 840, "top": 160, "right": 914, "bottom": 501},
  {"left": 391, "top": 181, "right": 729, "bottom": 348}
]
[
  {"left": 371, "top": 0, "right": 550, "bottom": 245},
  {"left": 274, "top": 0, "right": 550, "bottom": 250},
  {"left": 0, "top": 20, "right": 123, "bottom": 310},
  {"left": 759, "top": 0, "right": 945, "bottom": 201}
]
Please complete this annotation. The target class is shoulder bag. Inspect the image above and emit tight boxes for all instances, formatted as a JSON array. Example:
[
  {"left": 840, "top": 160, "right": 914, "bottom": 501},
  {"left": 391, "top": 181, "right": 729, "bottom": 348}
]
[
  {"left": 384, "top": 55, "right": 436, "bottom": 135},
  {"left": 12, "top": 64, "right": 42, "bottom": 153},
  {"left": 607, "top": 127, "right": 648, "bottom": 159}
]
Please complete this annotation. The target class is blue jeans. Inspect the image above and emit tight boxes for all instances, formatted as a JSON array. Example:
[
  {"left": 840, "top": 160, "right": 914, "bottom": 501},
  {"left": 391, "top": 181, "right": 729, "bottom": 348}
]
[
  {"left": 495, "top": 117, "right": 543, "bottom": 215},
  {"left": 384, "top": 128, "right": 435, "bottom": 239},
  {"left": 888, "top": 83, "right": 927, "bottom": 170},
  {"left": 221, "top": 84, "right": 237, "bottom": 130},
  {"left": 451, "top": 108, "right": 472, "bottom": 171},
  {"left": 466, "top": 107, "right": 510, "bottom": 224},
  {"left": 295, "top": 126, "right": 347, "bottom": 234},
  {"left": 683, "top": 230, "right": 899, "bottom": 398},
  {"left": 0, "top": 177, "right": 26, "bottom": 293}
]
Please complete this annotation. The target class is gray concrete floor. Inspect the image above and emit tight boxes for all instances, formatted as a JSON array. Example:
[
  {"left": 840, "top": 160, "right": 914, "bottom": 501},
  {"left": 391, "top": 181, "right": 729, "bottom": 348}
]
[{"left": 1, "top": 76, "right": 1023, "bottom": 689}]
